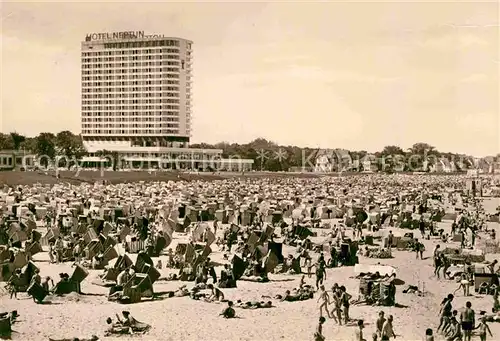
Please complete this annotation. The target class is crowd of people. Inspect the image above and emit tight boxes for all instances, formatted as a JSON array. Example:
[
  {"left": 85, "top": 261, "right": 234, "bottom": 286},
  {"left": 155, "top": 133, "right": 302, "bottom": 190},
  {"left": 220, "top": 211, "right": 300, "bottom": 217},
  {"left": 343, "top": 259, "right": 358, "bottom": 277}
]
[{"left": 0, "top": 174, "right": 499, "bottom": 340}]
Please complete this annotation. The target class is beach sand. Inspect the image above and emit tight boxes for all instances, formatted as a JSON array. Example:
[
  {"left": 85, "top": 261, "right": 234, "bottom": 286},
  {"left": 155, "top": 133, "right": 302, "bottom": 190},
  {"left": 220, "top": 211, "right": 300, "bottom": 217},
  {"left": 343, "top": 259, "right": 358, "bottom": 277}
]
[{"left": 1, "top": 198, "right": 499, "bottom": 341}]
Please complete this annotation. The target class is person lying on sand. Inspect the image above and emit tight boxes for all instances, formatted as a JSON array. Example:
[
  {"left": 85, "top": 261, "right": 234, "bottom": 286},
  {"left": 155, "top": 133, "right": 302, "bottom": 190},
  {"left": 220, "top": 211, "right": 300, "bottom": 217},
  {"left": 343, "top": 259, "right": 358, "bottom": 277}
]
[
  {"left": 189, "top": 285, "right": 206, "bottom": 300},
  {"left": 235, "top": 300, "right": 273, "bottom": 309},
  {"left": 174, "top": 285, "right": 189, "bottom": 297},
  {"left": 115, "top": 310, "right": 150, "bottom": 333},
  {"left": 274, "top": 290, "right": 289, "bottom": 302},
  {"left": 105, "top": 317, "right": 132, "bottom": 335}
]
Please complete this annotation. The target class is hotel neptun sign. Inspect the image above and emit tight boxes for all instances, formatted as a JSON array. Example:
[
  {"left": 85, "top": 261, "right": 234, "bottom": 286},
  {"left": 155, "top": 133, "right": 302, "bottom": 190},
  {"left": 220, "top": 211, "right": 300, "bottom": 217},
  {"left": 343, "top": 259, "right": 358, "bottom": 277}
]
[{"left": 84, "top": 31, "right": 165, "bottom": 42}]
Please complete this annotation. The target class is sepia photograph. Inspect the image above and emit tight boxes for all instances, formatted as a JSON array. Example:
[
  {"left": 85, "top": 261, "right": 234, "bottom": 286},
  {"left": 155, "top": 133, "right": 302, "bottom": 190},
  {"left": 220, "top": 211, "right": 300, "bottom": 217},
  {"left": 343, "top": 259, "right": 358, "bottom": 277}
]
[{"left": 0, "top": 1, "right": 499, "bottom": 340}]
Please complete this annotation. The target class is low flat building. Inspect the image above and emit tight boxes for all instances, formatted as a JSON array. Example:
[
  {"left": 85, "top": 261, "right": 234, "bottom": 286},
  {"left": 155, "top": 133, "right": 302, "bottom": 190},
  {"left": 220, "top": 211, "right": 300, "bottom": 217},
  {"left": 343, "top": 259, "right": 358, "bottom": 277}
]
[
  {"left": 81, "top": 143, "right": 253, "bottom": 172},
  {"left": 0, "top": 150, "right": 36, "bottom": 171}
]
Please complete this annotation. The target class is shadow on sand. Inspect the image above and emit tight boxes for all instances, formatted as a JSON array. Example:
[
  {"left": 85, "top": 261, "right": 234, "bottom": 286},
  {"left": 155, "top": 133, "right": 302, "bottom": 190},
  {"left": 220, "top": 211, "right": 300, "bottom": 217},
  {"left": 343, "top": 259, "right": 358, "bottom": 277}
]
[
  {"left": 38, "top": 301, "right": 62, "bottom": 305},
  {"left": 270, "top": 278, "right": 295, "bottom": 282},
  {"left": 394, "top": 303, "right": 409, "bottom": 308}
]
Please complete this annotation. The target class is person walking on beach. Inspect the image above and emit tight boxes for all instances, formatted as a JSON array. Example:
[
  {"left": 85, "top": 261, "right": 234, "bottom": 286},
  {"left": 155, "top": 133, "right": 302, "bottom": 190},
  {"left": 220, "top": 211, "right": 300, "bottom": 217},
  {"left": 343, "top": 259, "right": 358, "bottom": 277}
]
[
  {"left": 459, "top": 301, "right": 475, "bottom": 341},
  {"left": 317, "top": 285, "right": 332, "bottom": 319},
  {"left": 376, "top": 311, "right": 386, "bottom": 338},
  {"left": 315, "top": 262, "right": 326, "bottom": 289},
  {"left": 380, "top": 315, "right": 396, "bottom": 340},
  {"left": 329, "top": 285, "right": 341, "bottom": 324}
]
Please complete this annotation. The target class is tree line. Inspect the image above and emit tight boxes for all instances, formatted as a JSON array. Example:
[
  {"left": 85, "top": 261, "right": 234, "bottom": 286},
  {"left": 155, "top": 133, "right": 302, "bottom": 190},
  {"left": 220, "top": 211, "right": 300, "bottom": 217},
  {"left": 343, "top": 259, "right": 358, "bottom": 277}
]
[
  {"left": 190, "top": 138, "right": 495, "bottom": 172},
  {"left": 0, "top": 132, "right": 497, "bottom": 172},
  {"left": 0, "top": 131, "right": 85, "bottom": 167}
]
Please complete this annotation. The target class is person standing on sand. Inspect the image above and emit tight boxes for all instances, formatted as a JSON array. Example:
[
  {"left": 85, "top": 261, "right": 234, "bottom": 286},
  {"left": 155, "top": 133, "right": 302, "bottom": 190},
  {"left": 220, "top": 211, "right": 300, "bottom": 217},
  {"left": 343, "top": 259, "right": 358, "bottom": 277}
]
[
  {"left": 419, "top": 217, "right": 426, "bottom": 238},
  {"left": 317, "top": 285, "right": 332, "bottom": 319},
  {"left": 433, "top": 246, "right": 442, "bottom": 278},
  {"left": 354, "top": 319, "right": 366, "bottom": 341},
  {"left": 445, "top": 312, "right": 462, "bottom": 341},
  {"left": 306, "top": 257, "right": 314, "bottom": 278},
  {"left": 441, "top": 255, "right": 451, "bottom": 279},
  {"left": 380, "top": 315, "right": 396, "bottom": 340},
  {"left": 376, "top": 311, "right": 386, "bottom": 338},
  {"left": 493, "top": 286, "right": 499, "bottom": 312},
  {"left": 425, "top": 328, "right": 434, "bottom": 341},
  {"left": 414, "top": 238, "right": 424, "bottom": 260},
  {"left": 314, "top": 316, "right": 326, "bottom": 341},
  {"left": 213, "top": 218, "right": 218, "bottom": 236},
  {"left": 54, "top": 236, "right": 64, "bottom": 263},
  {"left": 315, "top": 262, "right": 326, "bottom": 289},
  {"left": 459, "top": 301, "right": 475, "bottom": 341},
  {"left": 475, "top": 316, "right": 493, "bottom": 341},
  {"left": 340, "top": 286, "right": 352, "bottom": 324},
  {"left": 48, "top": 242, "right": 55, "bottom": 263},
  {"left": 387, "top": 231, "right": 394, "bottom": 248},
  {"left": 329, "top": 285, "right": 342, "bottom": 325}
]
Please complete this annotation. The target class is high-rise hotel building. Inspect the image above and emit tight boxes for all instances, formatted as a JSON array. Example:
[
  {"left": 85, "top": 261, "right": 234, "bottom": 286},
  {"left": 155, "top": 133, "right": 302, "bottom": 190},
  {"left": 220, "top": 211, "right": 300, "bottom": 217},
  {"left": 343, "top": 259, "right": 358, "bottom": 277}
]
[
  {"left": 80, "top": 31, "right": 253, "bottom": 171},
  {"left": 81, "top": 31, "right": 192, "bottom": 149}
]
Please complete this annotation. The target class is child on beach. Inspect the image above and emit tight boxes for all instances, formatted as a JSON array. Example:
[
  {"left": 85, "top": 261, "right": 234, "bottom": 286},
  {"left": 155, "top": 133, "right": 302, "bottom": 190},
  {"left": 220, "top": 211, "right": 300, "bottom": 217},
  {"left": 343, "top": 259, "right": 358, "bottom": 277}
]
[
  {"left": 314, "top": 316, "right": 326, "bottom": 341},
  {"left": 425, "top": 328, "right": 434, "bottom": 341},
  {"left": 354, "top": 319, "right": 366, "bottom": 341},
  {"left": 220, "top": 301, "right": 235, "bottom": 318},
  {"left": 475, "top": 316, "right": 493, "bottom": 341}
]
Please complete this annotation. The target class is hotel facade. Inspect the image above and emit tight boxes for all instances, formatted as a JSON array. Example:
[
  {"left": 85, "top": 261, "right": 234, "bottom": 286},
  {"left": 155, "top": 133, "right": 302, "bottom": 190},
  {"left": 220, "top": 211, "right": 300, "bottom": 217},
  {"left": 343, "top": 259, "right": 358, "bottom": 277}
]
[{"left": 80, "top": 31, "right": 252, "bottom": 171}]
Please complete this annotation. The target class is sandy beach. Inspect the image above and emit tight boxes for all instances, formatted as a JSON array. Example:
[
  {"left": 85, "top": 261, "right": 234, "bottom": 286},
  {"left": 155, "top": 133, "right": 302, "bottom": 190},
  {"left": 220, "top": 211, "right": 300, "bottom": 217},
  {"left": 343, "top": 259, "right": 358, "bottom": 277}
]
[{"left": 1, "top": 196, "right": 498, "bottom": 341}]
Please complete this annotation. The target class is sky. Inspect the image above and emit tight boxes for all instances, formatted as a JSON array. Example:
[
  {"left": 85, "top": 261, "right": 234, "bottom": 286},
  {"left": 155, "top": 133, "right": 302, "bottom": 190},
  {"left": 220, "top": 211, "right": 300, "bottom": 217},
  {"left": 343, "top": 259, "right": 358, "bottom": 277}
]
[{"left": 1, "top": 1, "right": 499, "bottom": 156}]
